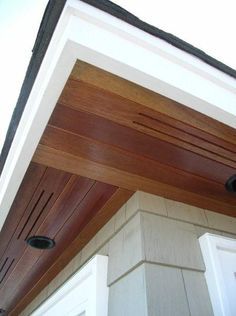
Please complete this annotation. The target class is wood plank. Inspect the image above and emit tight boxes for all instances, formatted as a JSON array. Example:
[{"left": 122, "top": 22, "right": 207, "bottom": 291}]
[
  {"left": 58, "top": 80, "right": 236, "bottom": 168},
  {"left": 69, "top": 61, "right": 236, "bottom": 146},
  {"left": 40, "top": 126, "right": 236, "bottom": 205},
  {"left": 49, "top": 105, "right": 236, "bottom": 183},
  {"left": 9, "top": 188, "right": 133, "bottom": 316},
  {"left": 14, "top": 167, "right": 71, "bottom": 242},
  {"left": 0, "top": 175, "right": 95, "bottom": 305},
  {"left": 0, "top": 163, "right": 46, "bottom": 260},
  {"left": 33, "top": 145, "right": 236, "bottom": 217},
  {"left": 0, "top": 168, "right": 71, "bottom": 292},
  {"left": 3, "top": 182, "right": 116, "bottom": 311},
  {"left": 133, "top": 112, "right": 236, "bottom": 163},
  {"left": 36, "top": 176, "right": 95, "bottom": 237}
]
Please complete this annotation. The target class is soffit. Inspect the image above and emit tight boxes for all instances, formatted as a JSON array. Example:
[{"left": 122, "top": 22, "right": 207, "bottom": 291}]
[
  {"left": 1, "top": 60, "right": 236, "bottom": 315},
  {"left": 0, "top": 161, "right": 132, "bottom": 314},
  {"left": 35, "top": 60, "right": 236, "bottom": 216}
]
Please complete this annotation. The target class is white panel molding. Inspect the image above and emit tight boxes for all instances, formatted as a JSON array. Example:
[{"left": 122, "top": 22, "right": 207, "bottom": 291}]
[
  {"left": 199, "top": 233, "right": 236, "bottom": 316},
  {"left": 31, "top": 255, "right": 109, "bottom": 316},
  {"left": 1, "top": 0, "right": 236, "bottom": 232}
]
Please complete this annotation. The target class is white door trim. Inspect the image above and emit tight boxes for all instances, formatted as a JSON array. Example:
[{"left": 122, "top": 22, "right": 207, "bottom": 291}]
[
  {"left": 31, "top": 255, "right": 109, "bottom": 316},
  {"left": 199, "top": 233, "right": 236, "bottom": 316}
]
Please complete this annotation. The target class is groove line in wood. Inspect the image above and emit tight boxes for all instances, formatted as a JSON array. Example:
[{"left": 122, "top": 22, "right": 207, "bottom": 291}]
[
  {"left": 0, "top": 259, "right": 15, "bottom": 284},
  {"left": 25, "top": 192, "right": 54, "bottom": 241},
  {"left": 17, "top": 190, "right": 45, "bottom": 240},
  {"left": 133, "top": 120, "right": 236, "bottom": 165}
]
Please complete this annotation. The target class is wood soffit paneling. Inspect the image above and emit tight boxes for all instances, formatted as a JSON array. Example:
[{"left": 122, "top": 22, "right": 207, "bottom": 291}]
[
  {"left": 0, "top": 162, "right": 132, "bottom": 315},
  {"left": 35, "top": 60, "right": 236, "bottom": 217},
  {"left": 1, "top": 60, "right": 236, "bottom": 314}
]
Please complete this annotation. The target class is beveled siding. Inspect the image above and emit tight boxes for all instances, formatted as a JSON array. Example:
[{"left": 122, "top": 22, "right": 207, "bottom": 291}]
[{"left": 20, "top": 192, "right": 236, "bottom": 316}]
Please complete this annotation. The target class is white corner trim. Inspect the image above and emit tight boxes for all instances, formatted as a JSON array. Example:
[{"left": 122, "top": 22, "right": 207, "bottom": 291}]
[
  {"left": 199, "top": 233, "right": 236, "bottom": 316},
  {"left": 0, "top": 0, "right": 236, "bottom": 232},
  {"left": 31, "top": 255, "right": 109, "bottom": 316}
]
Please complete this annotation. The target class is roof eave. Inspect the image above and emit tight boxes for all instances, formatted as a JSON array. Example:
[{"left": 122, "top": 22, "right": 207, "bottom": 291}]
[{"left": 0, "top": 0, "right": 236, "bottom": 232}]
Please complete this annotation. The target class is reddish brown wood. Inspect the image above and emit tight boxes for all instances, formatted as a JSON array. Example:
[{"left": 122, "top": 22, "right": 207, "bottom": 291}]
[
  {"left": 36, "top": 175, "right": 95, "bottom": 237},
  {"left": 34, "top": 144, "right": 236, "bottom": 217},
  {"left": 46, "top": 77, "right": 236, "bottom": 217},
  {"left": 14, "top": 167, "right": 71, "bottom": 242},
  {"left": 49, "top": 105, "right": 236, "bottom": 183},
  {"left": 40, "top": 125, "right": 236, "bottom": 206},
  {"left": 3, "top": 62, "right": 236, "bottom": 315},
  {"left": 134, "top": 112, "right": 236, "bottom": 161},
  {"left": 0, "top": 162, "right": 122, "bottom": 314},
  {"left": 0, "top": 163, "right": 46, "bottom": 261},
  {"left": 1, "top": 181, "right": 116, "bottom": 311},
  {"left": 59, "top": 79, "right": 236, "bottom": 154},
  {"left": 0, "top": 167, "right": 71, "bottom": 293},
  {"left": 10, "top": 188, "right": 133, "bottom": 316},
  {"left": 69, "top": 61, "right": 236, "bottom": 148}
]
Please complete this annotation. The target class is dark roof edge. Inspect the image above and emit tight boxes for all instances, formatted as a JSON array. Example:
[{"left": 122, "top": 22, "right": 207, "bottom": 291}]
[
  {"left": 81, "top": 0, "right": 236, "bottom": 78},
  {"left": 1, "top": 0, "right": 236, "bottom": 176},
  {"left": 0, "top": 0, "right": 67, "bottom": 175}
]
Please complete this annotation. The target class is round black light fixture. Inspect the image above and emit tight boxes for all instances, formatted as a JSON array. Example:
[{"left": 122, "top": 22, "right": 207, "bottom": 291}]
[
  {"left": 26, "top": 236, "right": 55, "bottom": 250},
  {"left": 225, "top": 174, "right": 236, "bottom": 193},
  {"left": 0, "top": 309, "right": 6, "bottom": 315}
]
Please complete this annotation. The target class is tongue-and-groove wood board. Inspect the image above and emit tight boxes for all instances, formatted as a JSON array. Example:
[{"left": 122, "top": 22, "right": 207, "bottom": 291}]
[{"left": 1, "top": 61, "right": 236, "bottom": 315}]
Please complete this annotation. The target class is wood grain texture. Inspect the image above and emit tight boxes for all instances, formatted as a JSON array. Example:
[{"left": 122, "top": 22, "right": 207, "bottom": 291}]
[
  {"left": 39, "top": 124, "right": 236, "bottom": 207},
  {"left": 33, "top": 145, "right": 236, "bottom": 217},
  {"left": 10, "top": 188, "right": 133, "bottom": 316},
  {"left": 70, "top": 61, "right": 236, "bottom": 147},
  {"left": 3, "top": 60, "right": 236, "bottom": 314},
  {"left": 0, "top": 161, "right": 132, "bottom": 315},
  {"left": 0, "top": 163, "right": 46, "bottom": 258},
  {"left": 59, "top": 80, "right": 236, "bottom": 167},
  {"left": 49, "top": 105, "right": 236, "bottom": 183},
  {"left": 4, "top": 182, "right": 116, "bottom": 311},
  {"left": 0, "top": 166, "right": 71, "bottom": 294},
  {"left": 51, "top": 63, "right": 236, "bottom": 218}
]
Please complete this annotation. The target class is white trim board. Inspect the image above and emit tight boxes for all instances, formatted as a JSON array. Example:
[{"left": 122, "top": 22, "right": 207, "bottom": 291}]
[
  {"left": 0, "top": 0, "right": 236, "bottom": 232},
  {"left": 31, "top": 255, "right": 109, "bottom": 316},
  {"left": 199, "top": 233, "right": 236, "bottom": 316}
]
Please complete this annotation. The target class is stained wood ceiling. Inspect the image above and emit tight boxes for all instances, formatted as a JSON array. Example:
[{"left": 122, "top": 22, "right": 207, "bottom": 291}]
[
  {"left": 0, "top": 162, "right": 132, "bottom": 314},
  {"left": 35, "top": 61, "right": 236, "bottom": 216},
  {"left": 1, "top": 60, "right": 236, "bottom": 315}
]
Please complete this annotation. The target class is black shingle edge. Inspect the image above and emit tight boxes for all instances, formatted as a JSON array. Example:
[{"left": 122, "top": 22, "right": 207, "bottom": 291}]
[
  {"left": 81, "top": 0, "right": 236, "bottom": 78},
  {"left": 0, "top": 0, "right": 67, "bottom": 175},
  {"left": 1, "top": 0, "right": 236, "bottom": 176}
]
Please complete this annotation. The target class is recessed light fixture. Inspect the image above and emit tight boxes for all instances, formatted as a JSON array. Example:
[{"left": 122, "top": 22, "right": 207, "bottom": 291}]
[
  {"left": 225, "top": 175, "right": 236, "bottom": 193},
  {"left": 26, "top": 236, "right": 55, "bottom": 250}
]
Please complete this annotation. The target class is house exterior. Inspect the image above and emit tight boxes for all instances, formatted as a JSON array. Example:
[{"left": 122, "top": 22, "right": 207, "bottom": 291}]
[{"left": 0, "top": 1, "right": 236, "bottom": 315}]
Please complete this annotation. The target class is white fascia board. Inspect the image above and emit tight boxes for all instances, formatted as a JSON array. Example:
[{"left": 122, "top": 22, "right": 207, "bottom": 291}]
[
  {"left": 66, "top": 0, "right": 236, "bottom": 125},
  {"left": 0, "top": 0, "right": 236, "bottom": 231}
]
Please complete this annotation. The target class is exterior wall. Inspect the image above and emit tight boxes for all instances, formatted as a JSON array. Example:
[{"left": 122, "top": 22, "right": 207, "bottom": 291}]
[{"left": 20, "top": 192, "right": 236, "bottom": 316}]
